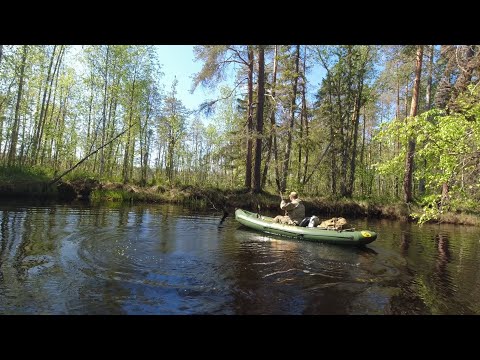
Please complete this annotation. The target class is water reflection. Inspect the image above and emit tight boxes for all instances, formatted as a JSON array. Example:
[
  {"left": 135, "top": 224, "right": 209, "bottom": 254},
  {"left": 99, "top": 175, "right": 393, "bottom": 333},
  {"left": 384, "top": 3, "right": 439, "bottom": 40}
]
[
  {"left": 1, "top": 203, "right": 480, "bottom": 314},
  {"left": 226, "top": 228, "right": 390, "bottom": 314},
  {"left": 426, "top": 233, "right": 470, "bottom": 314},
  {"left": 433, "top": 233, "right": 451, "bottom": 288},
  {"left": 400, "top": 231, "right": 412, "bottom": 255}
]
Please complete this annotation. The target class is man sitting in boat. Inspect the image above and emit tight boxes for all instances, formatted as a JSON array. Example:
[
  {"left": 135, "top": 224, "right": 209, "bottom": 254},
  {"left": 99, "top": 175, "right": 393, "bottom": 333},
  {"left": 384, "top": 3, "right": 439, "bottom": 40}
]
[{"left": 273, "top": 191, "right": 305, "bottom": 225}]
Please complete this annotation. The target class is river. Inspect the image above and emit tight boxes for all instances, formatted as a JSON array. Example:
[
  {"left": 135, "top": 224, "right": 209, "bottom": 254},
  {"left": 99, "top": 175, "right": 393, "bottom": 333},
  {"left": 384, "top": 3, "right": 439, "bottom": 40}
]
[{"left": 0, "top": 202, "right": 479, "bottom": 314}]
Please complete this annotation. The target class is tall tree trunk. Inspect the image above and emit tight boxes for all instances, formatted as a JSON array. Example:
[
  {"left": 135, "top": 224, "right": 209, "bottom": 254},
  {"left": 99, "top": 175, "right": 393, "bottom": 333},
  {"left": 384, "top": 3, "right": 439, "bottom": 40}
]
[
  {"left": 403, "top": 45, "right": 423, "bottom": 203},
  {"left": 105, "top": 76, "right": 120, "bottom": 176},
  {"left": 301, "top": 55, "right": 309, "bottom": 186},
  {"left": 245, "top": 47, "right": 254, "bottom": 190},
  {"left": 346, "top": 76, "right": 364, "bottom": 197},
  {"left": 53, "top": 94, "right": 69, "bottom": 172},
  {"left": 432, "top": 46, "right": 457, "bottom": 205},
  {"left": 31, "top": 45, "right": 56, "bottom": 165},
  {"left": 329, "top": 77, "right": 337, "bottom": 195},
  {"left": 253, "top": 46, "right": 265, "bottom": 193},
  {"left": 100, "top": 45, "right": 110, "bottom": 177},
  {"left": 140, "top": 100, "right": 151, "bottom": 186},
  {"left": 281, "top": 45, "right": 300, "bottom": 192},
  {"left": 360, "top": 106, "right": 366, "bottom": 196},
  {"left": 434, "top": 45, "right": 476, "bottom": 205},
  {"left": 434, "top": 45, "right": 455, "bottom": 110},
  {"left": 19, "top": 113, "right": 28, "bottom": 165},
  {"left": 404, "top": 83, "right": 409, "bottom": 118},
  {"left": 129, "top": 137, "right": 135, "bottom": 182},
  {"left": 452, "top": 45, "right": 476, "bottom": 98},
  {"left": 394, "top": 69, "right": 401, "bottom": 198},
  {"left": 85, "top": 66, "right": 95, "bottom": 167},
  {"left": 346, "top": 49, "right": 369, "bottom": 198},
  {"left": 340, "top": 46, "right": 354, "bottom": 197},
  {"left": 36, "top": 45, "right": 64, "bottom": 165},
  {"left": 48, "top": 88, "right": 64, "bottom": 165},
  {"left": 425, "top": 45, "right": 434, "bottom": 111},
  {"left": 23, "top": 76, "right": 44, "bottom": 161},
  {"left": 142, "top": 127, "right": 151, "bottom": 186},
  {"left": 8, "top": 45, "right": 28, "bottom": 166},
  {"left": 123, "top": 67, "right": 137, "bottom": 184},
  {"left": 41, "top": 46, "right": 64, "bottom": 166},
  {"left": 297, "top": 47, "right": 309, "bottom": 186},
  {"left": 419, "top": 45, "right": 434, "bottom": 195},
  {"left": 262, "top": 45, "right": 278, "bottom": 189},
  {"left": 338, "top": 73, "right": 347, "bottom": 197}
]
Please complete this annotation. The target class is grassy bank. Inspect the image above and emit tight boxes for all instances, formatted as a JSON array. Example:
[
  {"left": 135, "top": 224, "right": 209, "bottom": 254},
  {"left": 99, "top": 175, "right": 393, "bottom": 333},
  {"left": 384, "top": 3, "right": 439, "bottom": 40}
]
[
  {"left": 89, "top": 184, "right": 480, "bottom": 226},
  {"left": 0, "top": 166, "right": 56, "bottom": 199},
  {"left": 1, "top": 167, "right": 479, "bottom": 226}
]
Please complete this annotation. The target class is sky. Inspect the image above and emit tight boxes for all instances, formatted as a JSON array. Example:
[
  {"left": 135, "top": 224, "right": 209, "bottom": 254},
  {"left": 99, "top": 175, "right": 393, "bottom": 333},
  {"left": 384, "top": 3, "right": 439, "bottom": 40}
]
[
  {"left": 156, "top": 45, "right": 325, "bottom": 113},
  {"left": 67, "top": 46, "right": 324, "bottom": 114},
  {"left": 156, "top": 45, "right": 209, "bottom": 110}
]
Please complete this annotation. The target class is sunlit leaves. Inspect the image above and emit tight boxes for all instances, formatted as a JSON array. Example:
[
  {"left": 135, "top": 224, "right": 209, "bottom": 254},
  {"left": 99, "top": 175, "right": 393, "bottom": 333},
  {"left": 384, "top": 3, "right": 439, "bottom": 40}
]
[{"left": 376, "top": 84, "right": 480, "bottom": 221}]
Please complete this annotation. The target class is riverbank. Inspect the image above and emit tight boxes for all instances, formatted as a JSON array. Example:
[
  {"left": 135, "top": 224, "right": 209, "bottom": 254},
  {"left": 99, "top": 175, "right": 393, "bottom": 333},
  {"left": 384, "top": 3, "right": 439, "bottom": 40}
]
[{"left": 1, "top": 172, "right": 479, "bottom": 226}]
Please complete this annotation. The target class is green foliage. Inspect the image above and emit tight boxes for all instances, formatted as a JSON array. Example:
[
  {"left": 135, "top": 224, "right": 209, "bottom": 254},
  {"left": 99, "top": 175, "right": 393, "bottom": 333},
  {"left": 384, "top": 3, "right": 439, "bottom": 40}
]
[
  {"left": 62, "top": 169, "right": 97, "bottom": 182},
  {"left": 90, "top": 189, "right": 125, "bottom": 202},
  {"left": 376, "top": 84, "right": 480, "bottom": 222},
  {"left": 410, "top": 194, "right": 443, "bottom": 224},
  {"left": 0, "top": 165, "right": 52, "bottom": 182},
  {"left": 2, "top": 43, "right": 480, "bottom": 228}
]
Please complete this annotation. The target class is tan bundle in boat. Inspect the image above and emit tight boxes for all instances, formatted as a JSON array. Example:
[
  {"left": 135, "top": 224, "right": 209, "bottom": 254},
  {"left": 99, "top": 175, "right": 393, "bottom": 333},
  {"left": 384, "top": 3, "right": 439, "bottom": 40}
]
[{"left": 318, "top": 217, "right": 348, "bottom": 230}]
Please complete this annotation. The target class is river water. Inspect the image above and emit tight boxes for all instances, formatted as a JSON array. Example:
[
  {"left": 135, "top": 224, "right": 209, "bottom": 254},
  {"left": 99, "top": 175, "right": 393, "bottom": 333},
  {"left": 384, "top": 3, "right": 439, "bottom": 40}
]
[{"left": 0, "top": 202, "right": 479, "bottom": 314}]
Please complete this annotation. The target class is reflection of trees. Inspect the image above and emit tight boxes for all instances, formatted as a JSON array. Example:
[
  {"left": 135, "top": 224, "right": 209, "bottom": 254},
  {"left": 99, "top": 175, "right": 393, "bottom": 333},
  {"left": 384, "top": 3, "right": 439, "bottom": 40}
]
[
  {"left": 228, "top": 240, "right": 267, "bottom": 314},
  {"left": 75, "top": 206, "right": 133, "bottom": 314},
  {"left": 434, "top": 234, "right": 451, "bottom": 285},
  {"left": 221, "top": 229, "right": 308, "bottom": 314},
  {"left": 117, "top": 205, "right": 129, "bottom": 227},
  {"left": 429, "top": 233, "right": 455, "bottom": 309},
  {"left": 385, "top": 226, "right": 429, "bottom": 314},
  {"left": 157, "top": 206, "right": 174, "bottom": 254},
  {"left": 0, "top": 206, "right": 68, "bottom": 312},
  {"left": 423, "top": 233, "right": 461, "bottom": 314},
  {"left": 400, "top": 231, "right": 411, "bottom": 255},
  {"left": 11, "top": 208, "right": 56, "bottom": 278},
  {"left": 0, "top": 209, "right": 10, "bottom": 282},
  {"left": 223, "top": 229, "right": 362, "bottom": 314},
  {"left": 418, "top": 233, "right": 473, "bottom": 314}
]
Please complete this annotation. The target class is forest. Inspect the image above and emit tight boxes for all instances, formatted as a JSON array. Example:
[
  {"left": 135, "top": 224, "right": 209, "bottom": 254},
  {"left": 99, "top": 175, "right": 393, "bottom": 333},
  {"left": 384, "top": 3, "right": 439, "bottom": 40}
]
[{"left": 0, "top": 45, "right": 479, "bottom": 223}]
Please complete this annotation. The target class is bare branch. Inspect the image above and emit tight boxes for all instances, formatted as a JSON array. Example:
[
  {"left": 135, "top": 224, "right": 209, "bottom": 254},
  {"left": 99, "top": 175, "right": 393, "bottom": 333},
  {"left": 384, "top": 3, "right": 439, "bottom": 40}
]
[
  {"left": 48, "top": 123, "right": 135, "bottom": 186},
  {"left": 226, "top": 46, "right": 249, "bottom": 66},
  {"left": 303, "top": 139, "right": 334, "bottom": 185},
  {"left": 194, "top": 78, "right": 247, "bottom": 116}
]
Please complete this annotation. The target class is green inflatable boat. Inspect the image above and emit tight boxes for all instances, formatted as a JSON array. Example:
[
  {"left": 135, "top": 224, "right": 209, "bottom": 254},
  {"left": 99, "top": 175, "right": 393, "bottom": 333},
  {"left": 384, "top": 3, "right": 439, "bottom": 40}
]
[{"left": 235, "top": 208, "right": 377, "bottom": 246}]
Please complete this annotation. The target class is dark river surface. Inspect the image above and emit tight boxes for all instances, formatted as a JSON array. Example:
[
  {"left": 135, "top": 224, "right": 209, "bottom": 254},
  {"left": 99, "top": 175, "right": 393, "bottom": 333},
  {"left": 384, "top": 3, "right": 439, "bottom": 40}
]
[{"left": 0, "top": 201, "right": 479, "bottom": 315}]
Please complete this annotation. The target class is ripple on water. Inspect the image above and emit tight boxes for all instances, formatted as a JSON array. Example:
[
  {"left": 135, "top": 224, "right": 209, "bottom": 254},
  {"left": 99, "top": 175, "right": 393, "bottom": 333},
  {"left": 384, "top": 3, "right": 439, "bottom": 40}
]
[{"left": 3, "top": 203, "right": 480, "bottom": 314}]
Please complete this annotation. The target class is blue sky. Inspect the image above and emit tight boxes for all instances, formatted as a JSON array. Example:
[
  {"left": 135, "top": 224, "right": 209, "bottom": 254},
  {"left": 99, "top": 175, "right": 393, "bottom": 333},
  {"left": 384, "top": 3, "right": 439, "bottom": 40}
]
[
  {"left": 156, "top": 45, "right": 324, "bottom": 113},
  {"left": 156, "top": 45, "right": 209, "bottom": 110},
  {"left": 67, "top": 45, "right": 324, "bottom": 113}
]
